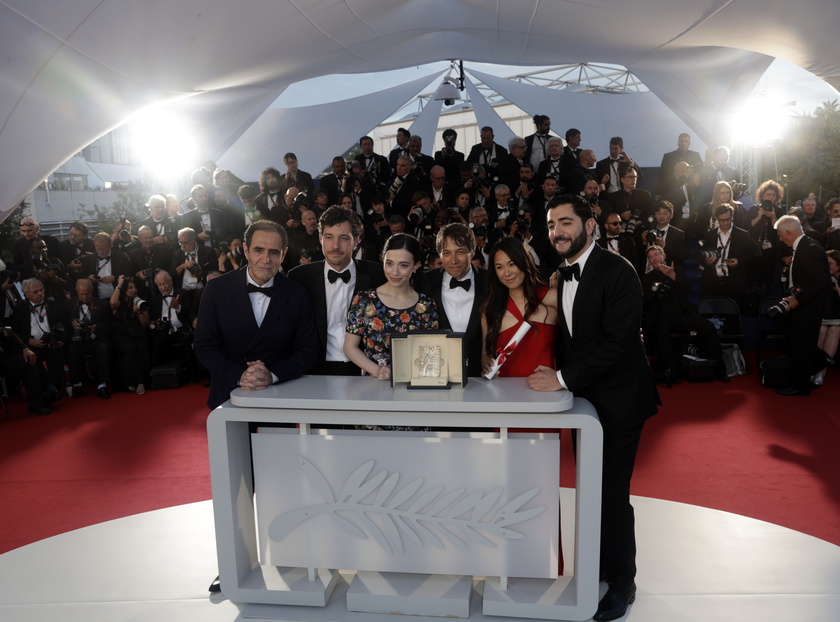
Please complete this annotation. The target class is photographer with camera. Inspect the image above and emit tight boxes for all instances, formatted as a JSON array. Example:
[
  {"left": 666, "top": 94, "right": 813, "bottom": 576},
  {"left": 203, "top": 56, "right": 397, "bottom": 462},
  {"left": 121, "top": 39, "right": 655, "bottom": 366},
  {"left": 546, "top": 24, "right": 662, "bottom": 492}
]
[
  {"left": 698, "top": 204, "right": 754, "bottom": 304},
  {"left": 639, "top": 201, "right": 687, "bottom": 270},
  {"left": 0, "top": 323, "right": 51, "bottom": 415},
  {"left": 747, "top": 180, "right": 786, "bottom": 296},
  {"left": 138, "top": 195, "right": 179, "bottom": 252},
  {"left": 406, "top": 135, "right": 435, "bottom": 180},
  {"left": 181, "top": 184, "right": 228, "bottom": 251},
  {"left": 434, "top": 129, "right": 465, "bottom": 184},
  {"left": 21, "top": 236, "right": 70, "bottom": 300},
  {"left": 216, "top": 236, "right": 245, "bottom": 273},
  {"left": 129, "top": 225, "right": 172, "bottom": 296},
  {"left": 536, "top": 136, "right": 564, "bottom": 187},
  {"left": 772, "top": 215, "right": 832, "bottom": 396},
  {"left": 287, "top": 210, "right": 324, "bottom": 269},
  {"left": 66, "top": 279, "right": 112, "bottom": 399},
  {"left": 1, "top": 260, "right": 24, "bottom": 326},
  {"left": 698, "top": 146, "right": 740, "bottom": 206},
  {"left": 598, "top": 213, "right": 641, "bottom": 271},
  {"left": 171, "top": 227, "right": 214, "bottom": 292},
  {"left": 355, "top": 135, "right": 391, "bottom": 191},
  {"left": 110, "top": 274, "right": 151, "bottom": 395},
  {"left": 12, "top": 278, "right": 66, "bottom": 402},
  {"left": 692, "top": 180, "right": 746, "bottom": 240},
  {"left": 388, "top": 155, "right": 424, "bottom": 219},
  {"left": 278, "top": 152, "right": 315, "bottom": 197},
  {"left": 13, "top": 217, "right": 60, "bottom": 269},
  {"left": 608, "top": 165, "right": 653, "bottom": 236},
  {"left": 149, "top": 270, "right": 198, "bottom": 373},
  {"left": 467, "top": 126, "right": 507, "bottom": 179},
  {"left": 662, "top": 160, "right": 701, "bottom": 234},
  {"left": 111, "top": 213, "right": 139, "bottom": 254},
  {"left": 595, "top": 137, "right": 642, "bottom": 194},
  {"left": 81, "top": 231, "right": 131, "bottom": 300},
  {"left": 428, "top": 165, "right": 457, "bottom": 214},
  {"left": 642, "top": 245, "right": 728, "bottom": 386},
  {"left": 58, "top": 220, "right": 95, "bottom": 273}
]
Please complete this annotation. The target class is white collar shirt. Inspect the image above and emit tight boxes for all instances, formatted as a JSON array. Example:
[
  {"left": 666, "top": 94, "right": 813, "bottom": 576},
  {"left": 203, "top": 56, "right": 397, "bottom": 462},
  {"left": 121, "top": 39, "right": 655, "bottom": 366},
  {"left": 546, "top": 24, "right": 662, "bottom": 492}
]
[
  {"left": 324, "top": 261, "right": 356, "bottom": 362},
  {"left": 557, "top": 240, "right": 596, "bottom": 388},
  {"left": 442, "top": 268, "right": 475, "bottom": 333}
]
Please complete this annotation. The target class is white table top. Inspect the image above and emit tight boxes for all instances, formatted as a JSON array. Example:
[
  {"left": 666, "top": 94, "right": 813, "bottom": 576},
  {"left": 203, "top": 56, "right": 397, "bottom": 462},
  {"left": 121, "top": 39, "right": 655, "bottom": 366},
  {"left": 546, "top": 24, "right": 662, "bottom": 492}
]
[{"left": 229, "top": 375, "right": 575, "bottom": 413}]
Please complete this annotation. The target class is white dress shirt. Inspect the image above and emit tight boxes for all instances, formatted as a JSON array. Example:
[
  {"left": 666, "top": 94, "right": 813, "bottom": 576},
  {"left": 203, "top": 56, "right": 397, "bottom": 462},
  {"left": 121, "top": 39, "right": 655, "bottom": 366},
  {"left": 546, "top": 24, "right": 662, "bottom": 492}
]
[
  {"left": 324, "top": 262, "right": 356, "bottom": 362},
  {"left": 557, "top": 240, "right": 597, "bottom": 388},
  {"left": 442, "top": 269, "right": 475, "bottom": 333}
]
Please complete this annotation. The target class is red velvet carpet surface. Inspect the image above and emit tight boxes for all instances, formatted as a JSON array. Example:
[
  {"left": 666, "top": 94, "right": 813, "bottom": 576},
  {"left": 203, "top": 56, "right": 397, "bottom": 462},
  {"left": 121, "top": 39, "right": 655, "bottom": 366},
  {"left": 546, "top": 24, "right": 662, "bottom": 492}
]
[{"left": 1, "top": 372, "right": 838, "bottom": 554}]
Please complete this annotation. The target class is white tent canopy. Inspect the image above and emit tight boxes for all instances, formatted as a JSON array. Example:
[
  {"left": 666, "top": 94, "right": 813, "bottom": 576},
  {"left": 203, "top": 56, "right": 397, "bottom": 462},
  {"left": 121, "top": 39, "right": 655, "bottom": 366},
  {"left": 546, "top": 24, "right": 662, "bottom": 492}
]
[{"left": 2, "top": 0, "right": 839, "bottom": 220}]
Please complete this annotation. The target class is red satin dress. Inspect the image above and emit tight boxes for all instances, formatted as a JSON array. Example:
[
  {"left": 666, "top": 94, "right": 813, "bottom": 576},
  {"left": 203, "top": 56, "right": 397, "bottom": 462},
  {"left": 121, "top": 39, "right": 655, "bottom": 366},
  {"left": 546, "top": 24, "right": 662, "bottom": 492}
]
[
  {"left": 495, "top": 287, "right": 557, "bottom": 377},
  {"left": 494, "top": 286, "right": 563, "bottom": 574}
]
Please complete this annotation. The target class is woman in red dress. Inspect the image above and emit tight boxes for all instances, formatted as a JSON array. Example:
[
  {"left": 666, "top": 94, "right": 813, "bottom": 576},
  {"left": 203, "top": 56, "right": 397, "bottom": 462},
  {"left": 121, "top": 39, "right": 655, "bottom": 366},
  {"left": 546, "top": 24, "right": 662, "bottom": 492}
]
[{"left": 481, "top": 237, "right": 558, "bottom": 377}]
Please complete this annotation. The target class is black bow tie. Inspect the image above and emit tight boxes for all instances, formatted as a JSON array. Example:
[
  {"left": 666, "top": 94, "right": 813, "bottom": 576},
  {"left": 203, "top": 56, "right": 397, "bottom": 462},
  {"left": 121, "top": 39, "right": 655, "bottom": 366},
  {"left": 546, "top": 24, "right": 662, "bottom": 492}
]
[
  {"left": 559, "top": 264, "right": 581, "bottom": 282},
  {"left": 450, "top": 278, "right": 471, "bottom": 291},
  {"left": 246, "top": 283, "right": 273, "bottom": 297},
  {"left": 31, "top": 303, "right": 44, "bottom": 311},
  {"left": 328, "top": 269, "right": 350, "bottom": 284}
]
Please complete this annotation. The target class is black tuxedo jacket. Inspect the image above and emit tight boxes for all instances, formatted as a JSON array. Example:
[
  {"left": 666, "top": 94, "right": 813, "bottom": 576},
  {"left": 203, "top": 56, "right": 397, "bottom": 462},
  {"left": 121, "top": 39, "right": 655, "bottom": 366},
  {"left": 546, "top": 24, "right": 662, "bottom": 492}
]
[
  {"left": 389, "top": 172, "right": 424, "bottom": 219},
  {"left": 58, "top": 238, "right": 95, "bottom": 266},
  {"left": 355, "top": 153, "right": 391, "bottom": 188},
  {"left": 433, "top": 149, "right": 465, "bottom": 184},
  {"left": 180, "top": 208, "right": 229, "bottom": 247},
  {"left": 319, "top": 173, "right": 347, "bottom": 205},
  {"left": 12, "top": 299, "right": 68, "bottom": 344},
  {"left": 560, "top": 146, "right": 581, "bottom": 182},
  {"left": 639, "top": 225, "right": 686, "bottom": 267},
  {"left": 598, "top": 233, "right": 640, "bottom": 271},
  {"left": 536, "top": 157, "right": 564, "bottom": 186},
  {"left": 657, "top": 149, "right": 703, "bottom": 196},
  {"left": 594, "top": 158, "right": 642, "bottom": 192},
  {"left": 555, "top": 243, "right": 658, "bottom": 429},
  {"left": 170, "top": 244, "right": 216, "bottom": 288},
  {"left": 194, "top": 268, "right": 319, "bottom": 409},
  {"left": 129, "top": 246, "right": 172, "bottom": 280},
  {"left": 495, "top": 153, "right": 525, "bottom": 190},
  {"left": 418, "top": 267, "right": 487, "bottom": 377},
  {"left": 138, "top": 216, "right": 179, "bottom": 249},
  {"left": 467, "top": 143, "right": 508, "bottom": 169},
  {"left": 790, "top": 235, "right": 831, "bottom": 308},
  {"left": 149, "top": 287, "right": 197, "bottom": 327},
  {"left": 279, "top": 170, "right": 315, "bottom": 197},
  {"left": 80, "top": 251, "right": 132, "bottom": 288},
  {"left": 288, "top": 260, "right": 386, "bottom": 369},
  {"left": 65, "top": 297, "right": 113, "bottom": 338}
]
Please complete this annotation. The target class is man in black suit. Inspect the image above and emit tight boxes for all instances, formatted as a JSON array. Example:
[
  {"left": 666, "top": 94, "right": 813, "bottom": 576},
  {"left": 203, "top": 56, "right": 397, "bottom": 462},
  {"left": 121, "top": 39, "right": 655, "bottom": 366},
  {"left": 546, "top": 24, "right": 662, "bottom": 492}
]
[
  {"left": 565, "top": 149, "right": 597, "bottom": 196},
  {"left": 536, "top": 136, "right": 564, "bottom": 186},
  {"left": 594, "top": 137, "right": 642, "bottom": 195},
  {"left": 418, "top": 223, "right": 486, "bottom": 376},
  {"left": 599, "top": 212, "right": 640, "bottom": 271},
  {"left": 129, "top": 226, "right": 172, "bottom": 296},
  {"left": 13, "top": 217, "right": 61, "bottom": 268},
  {"left": 254, "top": 167, "right": 284, "bottom": 220},
  {"left": 774, "top": 215, "right": 832, "bottom": 396},
  {"left": 80, "top": 232, "right": 132, "bottom": 300},
  {"left": 355, "top": 135, "right": 391, "bottom": 191},
  {"left": 137, "top": 195, "right": 178, "bottom": 252},
  {"left": 524, "top": 114, "right": 552, "bottom": 170},
  {"left": 656, "top": 133, "right": 703, "bottom": 198},
  {"left": 433, "top": 128, "right": 465, "bottom": 184},
  {"left": 58, "top": 220, "right": 95, "bottom": 270},
  {"left": 662, "top": 160, "right": 700, "bottom": 233},
  {"left": 65, "top": 278, "right": 112, "bottom": 399},
  {"left": 495, "top": 136, "right": 528, "bottom": 191},
  {"left": 195, "top": 221, "right": 319, "bottom": 409},
  {"left": 698, "top": 205, "right": 754, "bottom": 305},
  {"left": 388, "top": 127, "right": 412, "bottom": 176},
  {"left": 289, "top": 207, "right": 385, "bottom": 375},
  {"left": 149, "top": 270, "right": 198, "bottom": 372},
  {"left": 607, "top": 165, "right": 653, "bottom": 229},
  {"left": 638, "top": 201, "right": 687, "bottom": 269},
  {"left": 466, "top": 126, "right": 508, "bottom": 179},
  {"left": 388, "top": 156, "right": 424, "bottom": 219},
  {"left": 528, "top": 194, "right": 659, "bottom": 622},
  {"left": 181, "top": 184, "right": 229, "bottom": 251},
  {"left": 13, "top": 278, "right": 67, "bottom": 400},
  {"left": 560, "top": 128, "right": 582, "bottom": 185},
  {"left": 170, "top": 228, "right": 215, "bottom": 291},
  {"left": 698, "top": 146, "right": 739, "bottom": 206},
  {"left": 320, "top": 156, "right": 349, "bottom": 206},
  {"left": 406, "top": 135, "right": 435, "bottom": 181}
]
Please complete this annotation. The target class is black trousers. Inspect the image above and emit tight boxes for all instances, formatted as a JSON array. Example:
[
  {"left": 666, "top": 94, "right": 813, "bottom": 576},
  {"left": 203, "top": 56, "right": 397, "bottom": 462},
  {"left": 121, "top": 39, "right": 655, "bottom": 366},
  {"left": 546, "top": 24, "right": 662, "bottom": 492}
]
[
  {"left": 0, "top": 351, "right": 47, "bottom": 408},
  {"left": 67, "top": 337, "right": 111, "bottom": 385}
]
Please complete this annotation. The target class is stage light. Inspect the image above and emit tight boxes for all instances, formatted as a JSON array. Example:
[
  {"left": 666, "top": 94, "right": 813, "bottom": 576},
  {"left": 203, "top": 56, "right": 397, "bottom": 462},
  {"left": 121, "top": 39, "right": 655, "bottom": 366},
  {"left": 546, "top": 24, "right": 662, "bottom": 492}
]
[
  {"left": 729, "top": 96, "right": 793, "bottom": 148},
  {"left": 129, "top": 107, "right": 199, "bottom": 181}
]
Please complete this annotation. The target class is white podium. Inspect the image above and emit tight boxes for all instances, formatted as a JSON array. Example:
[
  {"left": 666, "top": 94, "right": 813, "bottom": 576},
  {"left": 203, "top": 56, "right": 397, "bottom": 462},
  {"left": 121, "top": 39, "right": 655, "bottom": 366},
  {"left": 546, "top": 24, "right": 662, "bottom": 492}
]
[{"left": 207, "top": 376, "right": 602, "bottom": 621}]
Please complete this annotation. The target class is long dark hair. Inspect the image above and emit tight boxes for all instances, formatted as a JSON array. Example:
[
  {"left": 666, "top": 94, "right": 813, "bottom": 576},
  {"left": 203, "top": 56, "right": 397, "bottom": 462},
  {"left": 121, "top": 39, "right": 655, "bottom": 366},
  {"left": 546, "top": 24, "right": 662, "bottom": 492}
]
[
  {"left": 481, "top": 237, "right": 546, "bottom": 359},
  {"left": 382, "top": 233, "right": 422, "bottom": 287}
]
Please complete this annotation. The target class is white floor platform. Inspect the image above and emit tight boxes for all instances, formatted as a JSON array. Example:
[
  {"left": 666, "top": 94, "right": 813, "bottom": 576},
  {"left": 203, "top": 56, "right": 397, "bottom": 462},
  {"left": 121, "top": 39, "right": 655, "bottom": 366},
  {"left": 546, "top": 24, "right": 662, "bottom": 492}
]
[{"left": 1, "top": 495, "right": 838, "bottom": 622}]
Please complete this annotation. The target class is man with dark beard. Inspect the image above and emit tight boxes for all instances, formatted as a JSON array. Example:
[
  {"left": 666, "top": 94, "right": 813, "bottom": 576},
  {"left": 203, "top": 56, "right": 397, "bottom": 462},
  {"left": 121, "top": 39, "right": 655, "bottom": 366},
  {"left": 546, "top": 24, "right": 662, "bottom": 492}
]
[{"left": 528, "top": 194, "right": 658, "bottom": 621}]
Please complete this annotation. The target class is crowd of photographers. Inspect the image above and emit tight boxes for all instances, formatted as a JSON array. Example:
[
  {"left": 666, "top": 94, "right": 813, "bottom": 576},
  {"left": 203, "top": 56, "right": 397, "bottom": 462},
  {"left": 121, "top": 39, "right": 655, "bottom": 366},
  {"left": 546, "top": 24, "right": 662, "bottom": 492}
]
[{"left": 2, "top": 116, "right": 839, "bottom": 414}]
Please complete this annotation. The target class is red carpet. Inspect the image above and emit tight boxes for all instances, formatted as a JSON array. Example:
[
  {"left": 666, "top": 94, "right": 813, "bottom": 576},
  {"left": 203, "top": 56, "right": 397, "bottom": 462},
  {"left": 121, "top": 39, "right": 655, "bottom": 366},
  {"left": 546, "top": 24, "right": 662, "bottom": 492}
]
[{"left": 1, "top": 372, "right": 838, "bottom": 554}]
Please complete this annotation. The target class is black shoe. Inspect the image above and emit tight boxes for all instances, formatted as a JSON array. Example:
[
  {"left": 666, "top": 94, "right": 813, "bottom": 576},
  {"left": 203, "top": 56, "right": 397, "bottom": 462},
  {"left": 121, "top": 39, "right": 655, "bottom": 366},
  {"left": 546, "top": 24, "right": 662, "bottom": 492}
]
[
  {"left": 654, "top": 372, "right": 671, "bottom": 388},
  {"left": 208, "top": 575, "right": 221, "bottom": 593},
  {"left": 46, "top": 387, "right": 61, "bottom": 403},
  {"left": 96, "top": 387, "right": 111, "bottom": 400},
  {"left": 71, "top": 386, "right": 83, "bottom": 398},
  {"left": 594, "top": 581, "right": 636, "bottom": 621},
  {"left": 716, "top": 369, "right": 730, "bottom": 382},
  {"left": 28, "top": 406, "right": 52, "bottom": 416},
  {"left": 776, "top": 386, "right": 811, "bottom": 396}
]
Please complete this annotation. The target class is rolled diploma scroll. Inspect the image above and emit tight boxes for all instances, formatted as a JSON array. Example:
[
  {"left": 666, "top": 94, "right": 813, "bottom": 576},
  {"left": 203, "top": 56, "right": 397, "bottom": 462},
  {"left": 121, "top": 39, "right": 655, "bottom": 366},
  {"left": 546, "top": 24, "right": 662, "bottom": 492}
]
[{"left": 484, "top": 321, "right": 533, "bottom": 379}]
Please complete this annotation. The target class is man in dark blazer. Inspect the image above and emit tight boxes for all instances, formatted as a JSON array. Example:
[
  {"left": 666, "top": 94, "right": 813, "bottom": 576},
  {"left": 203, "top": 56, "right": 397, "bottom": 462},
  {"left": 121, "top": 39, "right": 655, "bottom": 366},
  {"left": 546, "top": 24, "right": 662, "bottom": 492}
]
[
  {"left": 774, "top": 215, "right": 832, "bottom": 396},
  {"left": 195, "top": 221, "right": 319, "bottom": 409},
  {"left": 13, "top": 277, "right": 67, "bottom": 399},
  {"left": 355, "top": 135, "right": 391, "bottom": 190},
  {"left": 698, "top": 205, "right": 754, "bottom": 305},
  {"left": 181, "top": 184, "right": 229, "bottom": 251},
  {"left": 319, "top": 156, "right": 349, "bottom": 206},
  {"left": 656, "top": 133, "right": 703, "bottom": 198},
  {"left": 129, "top": 226, "right": 172, "bottom": 296},
  {"left": 278, "top": 152, "right": 315, "bottom": 197},
  {"left": 288, "top": 207, "right": 385, "bottom": 375},
  {"left": 418, "top": 223, "right": 486, "bottom": 377},
  {"left": 137, "top": 195, "right": 179, "bottom": 252},
  {"left": 594, "top": 137, "right": 642, "bottom": 195},
  {"left": 637, "top": 201, "right": 687, "bottom": 269},
  {"left": 65, "top": 278, "right": 112, "bottom": 399},
  {"left": 80, "top": 232, "right": 132, "bottom": 300},
  {"left": 528, "top": 194, "right": 659, "bottom": 622},
  {"left": 170, "top": 227, "right": 216, "bottom": 290},
  {"left": 466, "top": 126, "right": 508, "bottom": 178},
  {"left": 599, "top": 212, "right": 640, "bottom": 272}
]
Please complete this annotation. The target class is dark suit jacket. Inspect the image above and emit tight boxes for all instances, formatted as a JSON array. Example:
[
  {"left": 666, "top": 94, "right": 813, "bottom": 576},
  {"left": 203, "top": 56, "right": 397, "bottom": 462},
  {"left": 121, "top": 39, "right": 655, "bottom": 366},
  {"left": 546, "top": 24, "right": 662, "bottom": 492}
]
[
  {"left": 79, "top": 251, "right": 132, "bottom": 293},
  {"left": 564, "top": 165, "right": 595, "bottom": 196},
  {"left": 137, "top": 216, "right": 179, "bottom": 249},
  {"left": 288, "top": 260, "right": 386, "bottom": 370},
  {"left": 657, "top": 149, "right": 703, "bottom": 196},
  {"left": 638, "top": 225, "right": 686, "bottom": 267},
  {"left": 418, "top": 267, "right": 487, "bottom": 377},
  {"left": 278, "top": 170, "right": 315, "bottom": 197},
  {"left": 555, "top": 243, "right": 659, "bottom": 429},
  {"left": 58, "top": 238, "right": 95, "bottom": 266},
  {"left": 789, "top": 235, "right": 831, "bottom": 308},
  {"left": 194, "top": 268, "right": 319, "bottom": 409},
  {"left": 65, "top": 297, "right": 113, "bottom": 339},
  {"left": 319, "top": 173, "right": 347, "bottom": 205},
  {"left": 169, "top": 244, "right": 216, "bottom": 288},
  {"left": 699, "top": 226, "right": 754, "bottom": 297},
  {"left": 389, "top": 172, "right": 424, "bottom": 219},
  {"left": 594, "top": 158, "right": 642, "bottom": 193},
  {"left": 466, "top": 142, "right": 508, "bottom": 170},
  {"left": 12, "top": 299, "right": 68, "bottom": 344},
  {"left": 598, "top": 233, "right": 640, "bottom": 271},
  {"left": 355, "top": 153, "right": 391, "bottom": 188},
  {"left": 180, "top": 208, "right": 229, "bottom": 248}
]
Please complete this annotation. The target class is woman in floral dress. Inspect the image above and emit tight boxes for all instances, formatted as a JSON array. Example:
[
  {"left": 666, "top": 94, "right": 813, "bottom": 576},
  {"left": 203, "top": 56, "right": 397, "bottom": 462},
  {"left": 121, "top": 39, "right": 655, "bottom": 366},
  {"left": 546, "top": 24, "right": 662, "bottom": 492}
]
[{"left": 344, "top": 233, "right": 438, "bottom": 380}]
